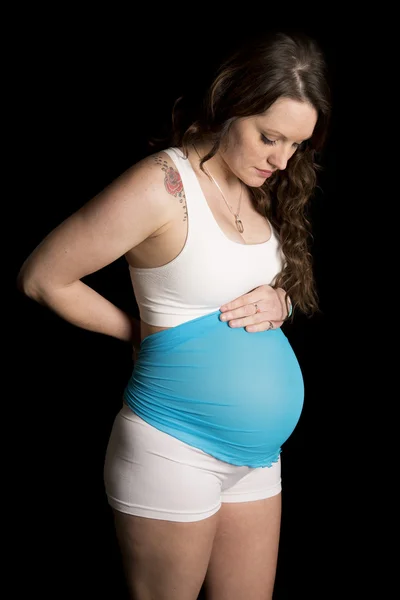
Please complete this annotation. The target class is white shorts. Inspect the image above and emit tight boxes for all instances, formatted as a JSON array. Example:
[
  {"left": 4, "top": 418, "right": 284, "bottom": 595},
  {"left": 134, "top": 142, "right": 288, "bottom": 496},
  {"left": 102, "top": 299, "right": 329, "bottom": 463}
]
[{"left": 103, "top": 403, "right": 282, "bottom": 522}]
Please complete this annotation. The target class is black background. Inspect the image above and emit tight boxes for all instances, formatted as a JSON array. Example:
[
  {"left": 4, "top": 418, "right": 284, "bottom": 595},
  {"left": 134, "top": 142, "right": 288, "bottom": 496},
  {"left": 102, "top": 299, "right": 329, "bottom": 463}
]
[{"left": 10, "top": 8, "right": 351, "bottom": 599}]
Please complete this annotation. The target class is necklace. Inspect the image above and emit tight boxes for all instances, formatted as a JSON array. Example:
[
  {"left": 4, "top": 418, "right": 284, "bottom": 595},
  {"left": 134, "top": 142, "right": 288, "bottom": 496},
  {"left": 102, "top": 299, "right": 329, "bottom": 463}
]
[
  {"left": 206, "top": 169, "right": 244, "bottom": 233},
  {"left": 194, "top": 146, "right": 244, "bottom": 233}
]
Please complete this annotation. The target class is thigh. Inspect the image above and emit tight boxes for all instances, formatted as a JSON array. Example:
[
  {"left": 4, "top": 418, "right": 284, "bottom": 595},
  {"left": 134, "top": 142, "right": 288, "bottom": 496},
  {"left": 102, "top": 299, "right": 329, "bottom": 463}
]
[
  {"left": 104, "top": 404, "right": 222, "bottom": 522},
  {"left": 103, "top": 406, "right": 224, "bottom": 598},
  {"left": 113, "top": 509, "right": 218, "bottom": 600},
  {"left": 203, "top": 494, "right": 282, "bottom": 600}
]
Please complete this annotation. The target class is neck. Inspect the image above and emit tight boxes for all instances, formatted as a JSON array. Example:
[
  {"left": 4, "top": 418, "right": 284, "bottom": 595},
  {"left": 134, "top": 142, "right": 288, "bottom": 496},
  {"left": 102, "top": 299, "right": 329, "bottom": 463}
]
[
  {"left": 193, "top": 143, "right": 245, "bottom": 234},
  {"left": 193, "top": 143, "right": 240, "bottom": 189}
]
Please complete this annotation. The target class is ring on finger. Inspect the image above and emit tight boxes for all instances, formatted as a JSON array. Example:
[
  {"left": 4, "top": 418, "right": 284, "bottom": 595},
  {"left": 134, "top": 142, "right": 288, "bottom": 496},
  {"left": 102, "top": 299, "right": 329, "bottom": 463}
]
[
  {"left": 268, "top": 320, "right": 274, "bottom": 329},
  {"left": 254, "top": 302, "right": 261, "bottom": 314}
]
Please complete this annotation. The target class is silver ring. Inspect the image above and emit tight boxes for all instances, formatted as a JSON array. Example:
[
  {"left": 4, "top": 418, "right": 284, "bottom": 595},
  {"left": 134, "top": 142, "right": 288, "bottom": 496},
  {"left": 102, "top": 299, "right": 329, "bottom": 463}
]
[
  {"left": 268, "top": 320, "right": 274, "bottom": 329},
  {"left": 254, "top": 303, "right": 260, "bottom": 314}
]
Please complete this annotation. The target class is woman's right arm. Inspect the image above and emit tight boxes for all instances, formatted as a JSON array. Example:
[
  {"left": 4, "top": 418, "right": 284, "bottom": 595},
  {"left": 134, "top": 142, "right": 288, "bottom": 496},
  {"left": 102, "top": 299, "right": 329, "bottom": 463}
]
[{"left": 17, "top": 156, "right": 173, "bottom": 344}]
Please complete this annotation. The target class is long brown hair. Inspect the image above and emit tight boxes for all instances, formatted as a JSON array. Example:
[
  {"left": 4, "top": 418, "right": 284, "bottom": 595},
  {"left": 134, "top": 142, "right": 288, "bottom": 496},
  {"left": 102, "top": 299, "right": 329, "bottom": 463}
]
[{"left": 151, "top": 30, "right": 332, "bottom": 315}]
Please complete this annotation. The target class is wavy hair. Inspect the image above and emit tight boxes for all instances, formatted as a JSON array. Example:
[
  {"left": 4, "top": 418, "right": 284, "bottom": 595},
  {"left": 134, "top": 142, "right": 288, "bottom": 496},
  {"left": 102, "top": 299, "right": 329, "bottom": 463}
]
[{"left": 150, "top": 30, "right": 332, "bottom": 315}]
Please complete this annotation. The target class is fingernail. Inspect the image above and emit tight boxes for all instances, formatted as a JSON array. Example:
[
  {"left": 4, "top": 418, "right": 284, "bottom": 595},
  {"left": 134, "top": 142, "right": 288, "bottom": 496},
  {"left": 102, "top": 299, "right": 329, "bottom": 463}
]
[{"left": 220, "top": 314, "right": 227, "bottom": 321}]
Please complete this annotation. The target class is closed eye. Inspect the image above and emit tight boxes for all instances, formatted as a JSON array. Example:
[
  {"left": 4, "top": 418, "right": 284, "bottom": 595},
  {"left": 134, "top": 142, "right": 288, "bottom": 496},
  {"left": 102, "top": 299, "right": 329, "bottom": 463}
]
[{"left": 261, "top": 134, "right": 302, "bottom": 149}]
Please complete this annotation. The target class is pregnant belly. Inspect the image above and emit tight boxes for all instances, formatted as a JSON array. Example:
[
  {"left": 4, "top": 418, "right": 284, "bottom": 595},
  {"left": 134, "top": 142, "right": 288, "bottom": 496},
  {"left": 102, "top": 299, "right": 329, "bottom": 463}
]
[{"left": 124, "top": 310, "right": 304, "bottom": 467}]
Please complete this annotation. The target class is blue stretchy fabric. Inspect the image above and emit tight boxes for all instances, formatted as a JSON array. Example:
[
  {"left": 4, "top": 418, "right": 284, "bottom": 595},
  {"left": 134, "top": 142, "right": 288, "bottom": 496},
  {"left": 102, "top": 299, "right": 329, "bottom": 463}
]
[{"left": 124, "top": 310, "right": 304, "bottom": 468}]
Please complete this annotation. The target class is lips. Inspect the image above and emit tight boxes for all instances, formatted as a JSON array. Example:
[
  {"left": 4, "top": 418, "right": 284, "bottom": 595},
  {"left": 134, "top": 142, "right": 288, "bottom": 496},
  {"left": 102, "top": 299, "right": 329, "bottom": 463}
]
[{"left": 256, "top": 168, "right": 273, "bottom": 177}]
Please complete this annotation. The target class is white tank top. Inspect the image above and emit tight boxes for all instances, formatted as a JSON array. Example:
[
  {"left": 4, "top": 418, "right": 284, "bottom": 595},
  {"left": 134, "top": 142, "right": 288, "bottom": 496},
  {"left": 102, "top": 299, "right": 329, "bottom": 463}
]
[{"left": 129, "top": 147, "right": 284, "bottom": 327}]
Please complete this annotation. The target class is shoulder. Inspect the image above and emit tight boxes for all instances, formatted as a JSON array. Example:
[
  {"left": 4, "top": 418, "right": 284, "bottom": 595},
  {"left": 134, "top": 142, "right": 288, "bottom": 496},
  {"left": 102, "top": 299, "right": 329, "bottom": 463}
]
[
  {"left": 101, "top": 148, "right": 181, "bottom": 207},
  {"left": 128, "top": 148, "right": 184, "bottom": 193},
  {"left": 95, "top": 148, "right": 188, "bottom": 231},
  {"left": 74, "top": 149, "right": 187, "bottom": 242},
  {"left": 114, "top": 148, "right": 187, "bottom": 212}
]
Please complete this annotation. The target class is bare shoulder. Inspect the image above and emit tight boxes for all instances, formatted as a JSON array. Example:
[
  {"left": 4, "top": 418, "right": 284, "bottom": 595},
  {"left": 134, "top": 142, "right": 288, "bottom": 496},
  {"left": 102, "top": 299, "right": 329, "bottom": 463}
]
[
  {"left": 74, "top": 148, "right": 186, "bottom": 238},
  {"left": 127, "top": 149, "right": 185, "bottom": 202},
  {"left": 111, "top": 148, "right": 187, "bottom": 228}
]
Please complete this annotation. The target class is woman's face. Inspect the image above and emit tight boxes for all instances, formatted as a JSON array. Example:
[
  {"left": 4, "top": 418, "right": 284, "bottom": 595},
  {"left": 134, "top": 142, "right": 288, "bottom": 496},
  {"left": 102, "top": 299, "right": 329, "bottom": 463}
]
[{"left": 222, "top": 97, "right": 318, "bottom": 186}]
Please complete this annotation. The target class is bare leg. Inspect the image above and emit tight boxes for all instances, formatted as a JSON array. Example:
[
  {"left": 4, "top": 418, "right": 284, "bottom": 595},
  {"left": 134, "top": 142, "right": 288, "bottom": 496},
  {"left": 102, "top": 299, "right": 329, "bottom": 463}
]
[
  {"left": 203, "top": 495, "right": 281, "bottom": 600},
  {"left": 112, "top": 509, "right": 219, "bottom": 600}
]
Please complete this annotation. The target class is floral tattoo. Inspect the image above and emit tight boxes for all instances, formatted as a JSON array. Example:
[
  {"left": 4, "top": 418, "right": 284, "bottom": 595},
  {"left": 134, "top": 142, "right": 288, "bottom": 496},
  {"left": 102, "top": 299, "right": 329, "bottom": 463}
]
[{"left": 154, "top": 156, "right": 187, "bottom": 221}]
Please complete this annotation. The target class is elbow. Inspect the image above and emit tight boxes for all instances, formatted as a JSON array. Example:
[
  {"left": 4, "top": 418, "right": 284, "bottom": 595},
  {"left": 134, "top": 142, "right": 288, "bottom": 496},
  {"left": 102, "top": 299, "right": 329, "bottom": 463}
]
[{"left": 16, "top": 264, "right": 43, "bottom": 301}]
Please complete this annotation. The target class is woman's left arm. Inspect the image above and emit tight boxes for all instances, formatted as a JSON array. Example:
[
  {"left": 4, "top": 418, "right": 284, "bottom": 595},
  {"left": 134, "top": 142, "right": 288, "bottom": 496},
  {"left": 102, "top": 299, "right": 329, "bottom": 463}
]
[{"left": 219, "top": 285, "right": 292, "bottom": 332}]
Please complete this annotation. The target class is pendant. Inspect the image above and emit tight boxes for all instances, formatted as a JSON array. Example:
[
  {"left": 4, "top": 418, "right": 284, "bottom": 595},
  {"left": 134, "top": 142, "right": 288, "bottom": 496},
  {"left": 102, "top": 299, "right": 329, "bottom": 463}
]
[{"left": 235, "top": 215, "right": 244, "bottom": 233}]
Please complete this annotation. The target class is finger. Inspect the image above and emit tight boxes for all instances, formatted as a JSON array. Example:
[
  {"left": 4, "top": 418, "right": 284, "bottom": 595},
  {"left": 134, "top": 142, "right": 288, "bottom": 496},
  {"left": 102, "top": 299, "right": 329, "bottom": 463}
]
[
  {"left": 245, "top": 323, "right": 269, "bottom": 332},
  {"left": 226, "top": 312, "right": 269, "bottom": 329},
  {"left": 220, "top": 291, "right": 257, "bottom": 312},
  {"left": 246, "top": 320, "right": 283, "bottom": 333},
  {"left": 219, "top": 301, "right": 260, "bottom": 322}
]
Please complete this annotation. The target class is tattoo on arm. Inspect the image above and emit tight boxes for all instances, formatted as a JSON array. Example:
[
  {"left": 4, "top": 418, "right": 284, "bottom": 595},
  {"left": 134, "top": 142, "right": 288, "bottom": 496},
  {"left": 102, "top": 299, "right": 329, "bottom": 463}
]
[{"left": 154, "top": 156, "right": 187, "bottom": 221}]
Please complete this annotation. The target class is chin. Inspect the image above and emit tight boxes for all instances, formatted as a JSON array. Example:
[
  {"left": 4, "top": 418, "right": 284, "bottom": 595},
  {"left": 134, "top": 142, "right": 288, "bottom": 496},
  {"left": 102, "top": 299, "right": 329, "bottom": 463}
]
[{"left": 246, "top": 176, "right": 268, "bottom": 188}]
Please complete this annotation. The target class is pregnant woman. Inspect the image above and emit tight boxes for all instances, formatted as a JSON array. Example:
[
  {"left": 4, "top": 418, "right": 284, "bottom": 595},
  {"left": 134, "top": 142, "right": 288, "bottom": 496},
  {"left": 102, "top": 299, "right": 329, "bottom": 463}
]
[{"left": 17, "top": 30, "right": 331, "bottom": 600}]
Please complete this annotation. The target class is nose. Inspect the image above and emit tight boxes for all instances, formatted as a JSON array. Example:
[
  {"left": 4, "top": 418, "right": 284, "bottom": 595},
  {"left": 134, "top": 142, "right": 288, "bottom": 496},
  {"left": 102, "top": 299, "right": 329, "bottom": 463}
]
[{"left": 268, "top": 146, "right": 291, "bottom": 171}]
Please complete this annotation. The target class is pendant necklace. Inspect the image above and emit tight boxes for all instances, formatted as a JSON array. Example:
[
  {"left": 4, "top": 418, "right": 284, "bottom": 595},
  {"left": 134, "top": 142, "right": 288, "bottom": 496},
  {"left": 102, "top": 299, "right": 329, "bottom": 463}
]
[{"left": 194, "top": 146, "right": 244, "bottom": 233}]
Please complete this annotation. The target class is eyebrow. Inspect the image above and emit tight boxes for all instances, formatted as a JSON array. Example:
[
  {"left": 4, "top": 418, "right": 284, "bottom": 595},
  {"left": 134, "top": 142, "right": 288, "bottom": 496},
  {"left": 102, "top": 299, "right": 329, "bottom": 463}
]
[{"left": 264, "top": 128, "right": 312, "bottom": 142}]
